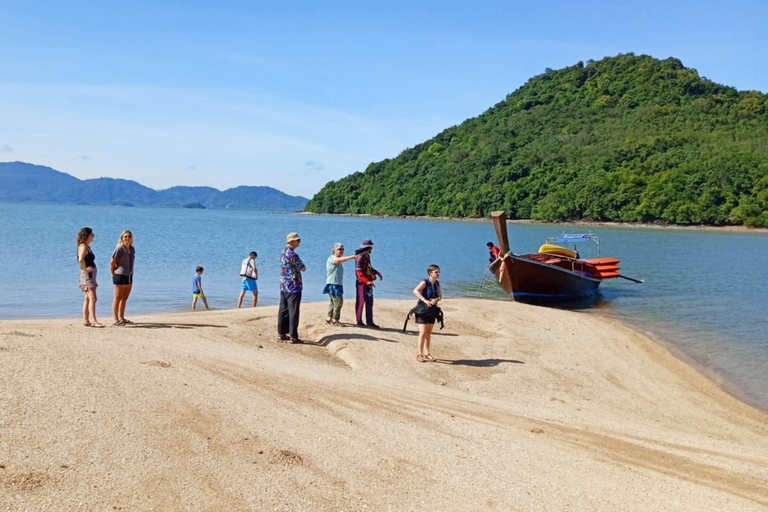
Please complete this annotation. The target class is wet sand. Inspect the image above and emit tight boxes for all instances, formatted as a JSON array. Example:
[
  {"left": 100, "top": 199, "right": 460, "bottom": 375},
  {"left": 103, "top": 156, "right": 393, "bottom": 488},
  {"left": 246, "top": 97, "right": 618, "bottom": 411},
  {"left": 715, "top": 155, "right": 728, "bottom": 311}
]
[{"left": 1, "top": 299, "right": 767, "bottom": 511}]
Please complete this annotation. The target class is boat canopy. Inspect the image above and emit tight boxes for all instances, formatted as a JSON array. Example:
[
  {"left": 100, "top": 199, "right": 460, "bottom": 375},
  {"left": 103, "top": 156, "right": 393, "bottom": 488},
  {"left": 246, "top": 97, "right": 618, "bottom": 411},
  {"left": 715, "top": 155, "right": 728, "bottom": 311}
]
[{"left": 545, "top": 233, "right": 600, "bottom": 256}]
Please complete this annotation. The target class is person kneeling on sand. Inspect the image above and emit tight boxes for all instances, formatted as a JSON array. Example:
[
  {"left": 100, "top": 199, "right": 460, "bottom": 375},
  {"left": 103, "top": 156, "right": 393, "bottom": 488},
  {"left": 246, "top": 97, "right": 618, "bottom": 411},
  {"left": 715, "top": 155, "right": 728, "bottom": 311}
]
[{"left": 413, "top": 264, "right": 442, "bottom": 362}]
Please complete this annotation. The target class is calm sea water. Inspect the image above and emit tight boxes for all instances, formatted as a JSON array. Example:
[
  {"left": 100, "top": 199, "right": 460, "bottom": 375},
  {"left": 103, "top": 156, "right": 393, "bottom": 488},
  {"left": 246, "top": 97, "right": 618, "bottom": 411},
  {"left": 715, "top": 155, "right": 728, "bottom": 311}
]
[{"left": 1, "top": 202, "right": 767, "bottom": 412}]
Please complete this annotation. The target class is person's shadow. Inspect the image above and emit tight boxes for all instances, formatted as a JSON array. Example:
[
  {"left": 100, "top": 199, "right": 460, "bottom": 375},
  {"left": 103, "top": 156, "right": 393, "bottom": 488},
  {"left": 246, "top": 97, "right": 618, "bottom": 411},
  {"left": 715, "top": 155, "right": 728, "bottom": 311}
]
[
  {"left": 435, "top": 358, "right": 524, "bottom": 367},
  {"left": 126, "top": 322, "right": 227, "bottom": 330}
]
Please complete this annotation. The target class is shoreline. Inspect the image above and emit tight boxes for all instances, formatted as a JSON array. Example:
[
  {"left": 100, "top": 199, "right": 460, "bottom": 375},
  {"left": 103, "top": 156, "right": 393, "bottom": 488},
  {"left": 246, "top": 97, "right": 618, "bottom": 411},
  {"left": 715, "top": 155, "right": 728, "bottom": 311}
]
[
  {"left": 298, "top": 211, "right": 768, "bottom": 233},
  {"left": 595, "top": 309, "right": 768, "bottom": 416},
  {"left": 2, "top": 299, "right": 767, "bottom": 509}
]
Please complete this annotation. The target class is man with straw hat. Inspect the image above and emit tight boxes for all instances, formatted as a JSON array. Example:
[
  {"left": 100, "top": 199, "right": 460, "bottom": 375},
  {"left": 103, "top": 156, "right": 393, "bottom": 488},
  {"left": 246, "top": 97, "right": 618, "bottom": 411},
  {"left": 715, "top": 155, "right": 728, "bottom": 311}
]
[{"left": 278, "top": 232, "right": 306, "bottom": 343}]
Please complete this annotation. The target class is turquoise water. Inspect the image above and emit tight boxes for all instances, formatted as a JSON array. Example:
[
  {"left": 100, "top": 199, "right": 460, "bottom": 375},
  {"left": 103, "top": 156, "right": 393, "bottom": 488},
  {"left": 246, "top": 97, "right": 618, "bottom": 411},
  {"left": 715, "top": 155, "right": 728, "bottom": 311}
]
[{"left": 1, "top": 202, "right": 767, "bottom": 412}]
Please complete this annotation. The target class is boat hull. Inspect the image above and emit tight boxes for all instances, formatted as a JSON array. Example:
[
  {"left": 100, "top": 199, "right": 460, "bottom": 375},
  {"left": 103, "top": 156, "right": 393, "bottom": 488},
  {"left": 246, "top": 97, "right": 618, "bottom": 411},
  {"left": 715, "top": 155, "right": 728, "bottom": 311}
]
[{"left": 492, "top": 254, "right": 602, "bottom": 302}]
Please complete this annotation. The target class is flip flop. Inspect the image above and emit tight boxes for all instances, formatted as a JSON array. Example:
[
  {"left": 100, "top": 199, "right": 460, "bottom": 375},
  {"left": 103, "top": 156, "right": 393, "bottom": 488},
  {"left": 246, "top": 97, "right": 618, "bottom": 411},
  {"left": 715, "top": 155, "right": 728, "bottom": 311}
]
[
  {"left": 325, "top": 318, "right": 332, "bottom": 324},
  {"left": 90, "top": 322, "right": 105, "bottom": 328},
  {"left": 417, "top": 354, "right": 426, "bottom": 363},
  {"left": 113, "top": 321, "right": 125, "bottom": 326},
  {"left": 121, "top": 319, "right": 134, "bottom": 324},
  {"left": 82, "top": 321, "right": 91, "bottom": 327},
  {"left": 424, "top": 354, "right": 435, "bottom": 362},
  {"left": 331, "top": 320, "right": 343, "bottom": 326}
]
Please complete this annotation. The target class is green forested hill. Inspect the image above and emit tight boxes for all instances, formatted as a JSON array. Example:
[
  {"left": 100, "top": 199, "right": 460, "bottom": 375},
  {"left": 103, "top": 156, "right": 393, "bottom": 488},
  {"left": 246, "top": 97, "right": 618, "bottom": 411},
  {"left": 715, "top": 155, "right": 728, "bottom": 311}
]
[{"left": 307, "top": 54, "right": 768, "bottom": 226}]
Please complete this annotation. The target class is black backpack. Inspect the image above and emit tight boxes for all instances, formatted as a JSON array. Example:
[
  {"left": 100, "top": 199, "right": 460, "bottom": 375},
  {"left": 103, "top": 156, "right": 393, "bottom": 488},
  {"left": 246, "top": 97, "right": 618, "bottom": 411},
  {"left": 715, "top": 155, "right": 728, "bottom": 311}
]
[{"left": 402, "top": 302, "right": 444, "bottom": 332}]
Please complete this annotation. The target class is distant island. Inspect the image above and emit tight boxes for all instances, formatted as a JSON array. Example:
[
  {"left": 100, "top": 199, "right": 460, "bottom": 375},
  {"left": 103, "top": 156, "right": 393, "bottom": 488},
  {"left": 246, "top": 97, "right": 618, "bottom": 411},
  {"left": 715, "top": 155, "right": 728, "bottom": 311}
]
[
  {"left": 307, "top": 54, "right": 768, "bottom": 227},
  {"left": 0, "top": 162, "right": 309, "bottom": 211}
]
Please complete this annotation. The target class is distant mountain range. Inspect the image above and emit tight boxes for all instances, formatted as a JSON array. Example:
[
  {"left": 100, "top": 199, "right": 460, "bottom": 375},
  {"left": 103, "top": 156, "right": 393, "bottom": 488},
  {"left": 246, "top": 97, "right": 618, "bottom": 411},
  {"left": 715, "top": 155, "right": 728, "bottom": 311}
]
[{"left": 0, "top": 162, "right": 309, "bottom": 210}]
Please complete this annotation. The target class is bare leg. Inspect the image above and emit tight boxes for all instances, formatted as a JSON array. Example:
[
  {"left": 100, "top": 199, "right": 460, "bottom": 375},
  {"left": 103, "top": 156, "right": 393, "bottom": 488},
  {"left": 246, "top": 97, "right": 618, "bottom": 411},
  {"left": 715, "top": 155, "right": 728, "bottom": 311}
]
[
  {"left": 252, "top": 291, "right": 258, "bottom": 307},
  {"left": 87, "top": 289, "right": 101, "bottom": 326},
  {"left": 417, "top": 323, "right": 427, "bottom": 358},
  {"left": 112, "top": 285, "right": 120, "bottom": 322},
  {"left": 119, "top": 284, "right": 132, "bottom": 321},
  {"left": 192, "top": 297, "right": 197, "bottom": 311},
  {"left": 424, "top": 323, "right": 435, "bottom": 357},
  {"left": 203, "top": 297, "right": 210, "bottom": 310},
  {"left": 83, "top": 292, "right": 90, "bottom": 325}
]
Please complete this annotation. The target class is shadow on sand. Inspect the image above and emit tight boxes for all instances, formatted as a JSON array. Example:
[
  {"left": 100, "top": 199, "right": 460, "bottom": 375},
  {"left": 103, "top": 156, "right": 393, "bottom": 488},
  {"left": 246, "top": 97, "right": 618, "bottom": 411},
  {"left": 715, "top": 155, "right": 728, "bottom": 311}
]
[
  {"left": 126, "top": 322, "right": 227, "bottom": 330},
  {"left": 435, "top": 358, "right": 525, "bottom": 367},
  {"left": 312, "top": 331, "right": 399, "bottom": 347}
]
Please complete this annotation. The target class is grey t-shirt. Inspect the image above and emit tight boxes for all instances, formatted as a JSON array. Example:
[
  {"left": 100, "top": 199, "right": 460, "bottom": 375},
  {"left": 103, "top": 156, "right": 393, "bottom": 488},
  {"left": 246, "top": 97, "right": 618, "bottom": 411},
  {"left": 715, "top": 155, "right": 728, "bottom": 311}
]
[
  {"left": 112, "top": 246, "right": 135, "bottom": 275},
  {"left": 326, "top": 254, "right": 343, "bottom": 285}
]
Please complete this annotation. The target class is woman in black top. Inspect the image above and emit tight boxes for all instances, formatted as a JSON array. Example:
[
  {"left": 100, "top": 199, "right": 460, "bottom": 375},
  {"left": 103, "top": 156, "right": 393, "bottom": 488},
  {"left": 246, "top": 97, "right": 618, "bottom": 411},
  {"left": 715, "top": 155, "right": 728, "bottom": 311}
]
[
  {"left": 110, "top": 230, "right": 136, "bottom": 326},
  {"left": 76, "top": 227, "right": 104, "bottom": 328},
  {"left": 413, "top": 264, "right": 442, "bottom": 362}
]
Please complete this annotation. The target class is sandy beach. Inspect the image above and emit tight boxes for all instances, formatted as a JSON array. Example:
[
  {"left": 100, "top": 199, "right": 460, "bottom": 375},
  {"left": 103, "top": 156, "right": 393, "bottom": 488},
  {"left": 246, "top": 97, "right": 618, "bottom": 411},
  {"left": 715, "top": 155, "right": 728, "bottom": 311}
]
[{"left": 2, "top": 299, "right": 767, "bottom": 511}]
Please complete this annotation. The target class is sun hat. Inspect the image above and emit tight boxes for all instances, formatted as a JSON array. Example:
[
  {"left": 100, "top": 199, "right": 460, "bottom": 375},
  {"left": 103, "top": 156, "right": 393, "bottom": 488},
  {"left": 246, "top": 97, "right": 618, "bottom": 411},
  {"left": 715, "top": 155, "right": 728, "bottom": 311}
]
[
  {"left": 286, "top": 232, "right": 301, "bottom": 243},
  {"left": 355, "top": 238, "right": 374, "bottom": 254}
]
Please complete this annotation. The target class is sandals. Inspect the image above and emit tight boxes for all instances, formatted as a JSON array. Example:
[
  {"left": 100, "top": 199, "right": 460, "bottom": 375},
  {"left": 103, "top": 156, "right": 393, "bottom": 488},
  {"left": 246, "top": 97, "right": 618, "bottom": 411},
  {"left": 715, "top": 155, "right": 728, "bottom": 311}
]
[
  {"left": 113, "top": 321, "right": 125, "bottom": 326},
  {"left": 83, "top": 321, "right": 91, "bottom": 327},
  {"left": 121, "top": 319, "right": 134, "bottom": 325},
  {"left": 90, "top": 322, "right": 105, "bottom": 328},
  {"left": 417, "top": 354, "right": 426, "bottom": 363},
  {"left": 330, "top": 320, "right": 342, "bottom": 326},
  {"left": 424, "top": 353, "right": 435, "bottom": 362},
  {"left": 325, "top": 318, "right": 332, "bottom": 324}
]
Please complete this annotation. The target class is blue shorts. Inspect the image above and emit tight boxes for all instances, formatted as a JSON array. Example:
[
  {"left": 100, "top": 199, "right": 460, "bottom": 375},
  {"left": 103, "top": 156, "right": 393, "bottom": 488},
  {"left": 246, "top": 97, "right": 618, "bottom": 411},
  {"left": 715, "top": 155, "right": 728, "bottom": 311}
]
[{"left": 241, "top": 278, "right": 258, "bottom": 292}]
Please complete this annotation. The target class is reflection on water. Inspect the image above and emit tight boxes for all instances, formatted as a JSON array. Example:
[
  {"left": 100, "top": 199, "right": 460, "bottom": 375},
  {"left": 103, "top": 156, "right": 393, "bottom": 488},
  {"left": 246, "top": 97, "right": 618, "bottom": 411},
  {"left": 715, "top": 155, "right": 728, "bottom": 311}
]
[{"left": 1, "top": 202, "right": 767, "bottom": 413}]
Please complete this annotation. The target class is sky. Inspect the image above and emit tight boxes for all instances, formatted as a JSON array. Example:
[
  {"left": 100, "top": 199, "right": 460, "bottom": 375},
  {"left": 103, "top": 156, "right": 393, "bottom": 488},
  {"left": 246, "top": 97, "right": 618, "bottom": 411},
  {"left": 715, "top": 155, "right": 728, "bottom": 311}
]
[{"left": 1, "top": 1, "right": 766, "bottom": 198}]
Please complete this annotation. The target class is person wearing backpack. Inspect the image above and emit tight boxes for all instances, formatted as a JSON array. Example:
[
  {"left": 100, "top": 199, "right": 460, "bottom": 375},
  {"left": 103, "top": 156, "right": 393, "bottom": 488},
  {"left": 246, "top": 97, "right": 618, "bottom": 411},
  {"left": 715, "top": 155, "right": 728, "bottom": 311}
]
[
  {"left": 413, "top": 264, "right": 442, "bottom": 362},
  {"left": 237, "top": 251, "right": 259, "bottom": 308}
]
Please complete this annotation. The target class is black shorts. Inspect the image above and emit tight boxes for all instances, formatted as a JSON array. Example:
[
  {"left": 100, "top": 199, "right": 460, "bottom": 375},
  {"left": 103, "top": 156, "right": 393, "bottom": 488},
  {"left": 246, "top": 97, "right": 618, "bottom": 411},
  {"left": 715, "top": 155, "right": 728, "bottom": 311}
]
[
  {"left": 415, "top": 314, "right": 435, "bottom": 325},
  {"left": 112, "top": 274, "right": 133, "bottom": 286}
]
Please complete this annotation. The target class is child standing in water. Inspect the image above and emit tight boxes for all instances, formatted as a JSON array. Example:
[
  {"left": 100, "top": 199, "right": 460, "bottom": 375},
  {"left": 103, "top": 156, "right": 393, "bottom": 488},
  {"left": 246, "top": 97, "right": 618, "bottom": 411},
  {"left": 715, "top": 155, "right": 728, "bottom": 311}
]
[{"left": 192, "top": 266, "right": 210, "bottom": 311}]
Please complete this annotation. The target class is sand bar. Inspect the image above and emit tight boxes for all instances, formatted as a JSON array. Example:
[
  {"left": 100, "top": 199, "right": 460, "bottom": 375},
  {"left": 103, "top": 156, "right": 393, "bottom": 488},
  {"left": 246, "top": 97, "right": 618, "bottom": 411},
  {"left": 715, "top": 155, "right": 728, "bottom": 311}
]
[{"left": 2, "top": 299, "right": 767, "bottom": 511}]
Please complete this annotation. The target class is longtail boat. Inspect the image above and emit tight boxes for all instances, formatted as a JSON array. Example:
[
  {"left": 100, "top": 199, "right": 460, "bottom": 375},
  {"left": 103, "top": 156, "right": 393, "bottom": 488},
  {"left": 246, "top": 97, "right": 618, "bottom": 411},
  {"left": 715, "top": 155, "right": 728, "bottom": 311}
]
[{"left": 489, "top": 211, "right": 641, "bottom": 302}]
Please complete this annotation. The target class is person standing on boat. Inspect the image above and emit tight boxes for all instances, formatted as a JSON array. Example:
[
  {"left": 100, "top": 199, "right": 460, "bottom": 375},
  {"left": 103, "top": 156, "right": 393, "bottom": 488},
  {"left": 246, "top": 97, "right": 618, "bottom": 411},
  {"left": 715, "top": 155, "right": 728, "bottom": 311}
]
[
  {"left": 354, "top": 239, "right": 383, "bottom": 329},
  {"left": 487, "top": 242, "right": 501, "bottom": 263},
  {"left": 278, "top": 232, "right": 306, "bottom": 343}
]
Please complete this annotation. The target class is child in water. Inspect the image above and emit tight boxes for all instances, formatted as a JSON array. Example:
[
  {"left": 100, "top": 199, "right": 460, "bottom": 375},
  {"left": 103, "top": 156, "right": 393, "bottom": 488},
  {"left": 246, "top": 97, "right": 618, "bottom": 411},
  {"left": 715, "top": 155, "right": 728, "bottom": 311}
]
[{"left": 192, "top": 266, "right": 210, "bottom": 311}]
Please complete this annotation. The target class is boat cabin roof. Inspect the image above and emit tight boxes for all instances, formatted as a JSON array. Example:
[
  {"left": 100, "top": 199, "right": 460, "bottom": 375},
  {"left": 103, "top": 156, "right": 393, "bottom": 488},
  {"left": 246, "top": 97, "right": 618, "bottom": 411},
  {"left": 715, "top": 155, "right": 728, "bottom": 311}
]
[
  {"left": 546, "top": 233, "right": 601, "bottom": 257},
  {"left": 547, "top": 233, "right": 599, "bottom": 244}
]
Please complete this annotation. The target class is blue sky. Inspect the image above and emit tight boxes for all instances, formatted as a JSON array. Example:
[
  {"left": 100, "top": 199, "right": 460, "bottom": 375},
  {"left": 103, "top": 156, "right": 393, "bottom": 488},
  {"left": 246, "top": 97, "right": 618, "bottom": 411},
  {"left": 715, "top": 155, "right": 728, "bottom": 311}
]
[{"left": 1, "top": 1, "right": 766, "bottom": 197}]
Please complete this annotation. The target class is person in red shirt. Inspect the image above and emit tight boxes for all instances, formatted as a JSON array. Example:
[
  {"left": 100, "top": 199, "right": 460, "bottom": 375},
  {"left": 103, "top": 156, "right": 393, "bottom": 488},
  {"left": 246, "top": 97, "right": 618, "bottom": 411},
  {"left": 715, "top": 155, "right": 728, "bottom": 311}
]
[
  {"left": 354, "top": 239, "right": 383, "bottom": 328},
  {"left": 487, "top": 242, "right": 501, "bottom": 263}
]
